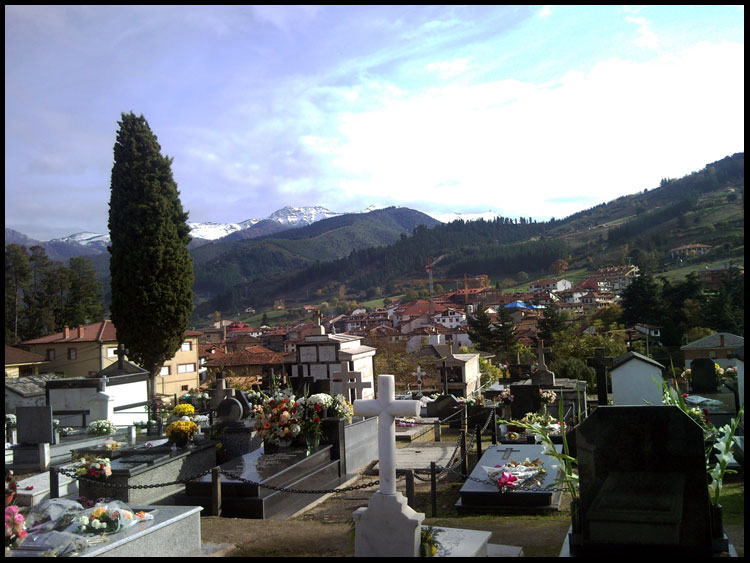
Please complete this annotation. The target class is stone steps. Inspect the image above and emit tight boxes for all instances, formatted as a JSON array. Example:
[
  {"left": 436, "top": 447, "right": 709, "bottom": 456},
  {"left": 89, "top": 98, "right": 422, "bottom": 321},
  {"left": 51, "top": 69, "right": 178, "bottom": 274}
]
[{"left": 13, "top": 465, "right": 79, "bottom": 507}]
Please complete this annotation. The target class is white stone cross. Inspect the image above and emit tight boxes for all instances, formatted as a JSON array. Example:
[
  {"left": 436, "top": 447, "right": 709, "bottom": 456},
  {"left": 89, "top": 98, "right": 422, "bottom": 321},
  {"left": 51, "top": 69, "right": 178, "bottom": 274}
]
[
  {"left": 412, "top": 366, "right": 425, "bottom": 396},
  {"left": 354, "top": 374, "right": 420, "bottom": 496}
]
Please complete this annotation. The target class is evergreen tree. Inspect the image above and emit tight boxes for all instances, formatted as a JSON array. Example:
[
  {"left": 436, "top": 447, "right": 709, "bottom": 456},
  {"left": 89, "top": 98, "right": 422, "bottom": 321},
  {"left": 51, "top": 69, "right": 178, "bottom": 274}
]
[
  {"left": 537, "top": 303, "right": 567, "bottom": 344},
  {"left": 619, "top": 273, "right": 665, "bottom": 328},
  {"left": 108, "top": 112, "right": 194, "bottom": 402},
  {"left": 22, "top": 246, "right": 56, "bottom": 340},
  {"left": 65, "top": 257, "right": 104, "bottom": 327},
  {"left": 466, "top": 305, "right": 498, "bottom": 354},
  {"left": 5, "top": 244, "right": 31, "bottom": 344},
  {"left": 492, "top": 306, "right": 519, "bottom": 362}
]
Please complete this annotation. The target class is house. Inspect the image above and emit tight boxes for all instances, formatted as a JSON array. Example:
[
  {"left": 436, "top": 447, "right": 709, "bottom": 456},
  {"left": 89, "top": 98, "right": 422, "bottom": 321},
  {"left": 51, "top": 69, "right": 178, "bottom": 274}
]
[
  {"left": 587, "top": 265, "right": 640, "bottom": 293},
  {"left": 670, "top": 243, "right": 711, "bottom": 260},
  {"left": 5, "top": 345, "right": 48, "bottom": 378},
  {"left": 19, "top": 321, "right": 202, "bottom": 397},
  {"left": 5, "top": 373, "right": 61, "bottom": 414},
  {"left": 697, "top": 264, "right": 744, "bottom": 291},
  {"left": 681, "top": 332, "right": 744, "bottom": 369},
  {"left": 529, "top": 278, "right": 572, "bottom": 294},
  {"left": 610, "top": 352, "right": 665, "bottom": 407},
  {"left": 432, "top": 308, "right": 467, "bottom": 329}
]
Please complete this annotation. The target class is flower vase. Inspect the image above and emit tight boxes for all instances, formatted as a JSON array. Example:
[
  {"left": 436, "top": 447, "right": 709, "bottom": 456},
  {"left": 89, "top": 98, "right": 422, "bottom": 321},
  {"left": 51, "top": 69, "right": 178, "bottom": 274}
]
[
  {"left": 305, "top": 433, "right": 320, "bottom": 456},
  {"left": 172, "top": 435, "right": 189, "bottom": 449},
  {"left": 710, "top": 504, "right": 729, "bottom": 553},
  {"left": 5, "top": 492, "right": 16, "bottom": 507},
  {"left": 567, "top": 499, "right": 584, "bottom": 555}
]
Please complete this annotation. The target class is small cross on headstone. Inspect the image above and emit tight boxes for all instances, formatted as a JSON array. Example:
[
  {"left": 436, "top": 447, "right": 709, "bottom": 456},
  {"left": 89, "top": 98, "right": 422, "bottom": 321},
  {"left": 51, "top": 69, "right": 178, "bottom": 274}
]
[
  {"left": 354, "top": 375, "right": 420, "bottom": 495},
  {"left": 587, "top": 347, "right": 615, "bottom": 407},
  {"left": 499, "top": 446, "right": 522, "bottom": 460}
]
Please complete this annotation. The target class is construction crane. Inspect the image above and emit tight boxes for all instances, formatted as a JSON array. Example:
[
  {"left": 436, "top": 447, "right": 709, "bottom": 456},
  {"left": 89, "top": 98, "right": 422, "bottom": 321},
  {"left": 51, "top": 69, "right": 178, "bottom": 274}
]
[{"left": 425, "top": 256, "right": 445, "bottom": 315}]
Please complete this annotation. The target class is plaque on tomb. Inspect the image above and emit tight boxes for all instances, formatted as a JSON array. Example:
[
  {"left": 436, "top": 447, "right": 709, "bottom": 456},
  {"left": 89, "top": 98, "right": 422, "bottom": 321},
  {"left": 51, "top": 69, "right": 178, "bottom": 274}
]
[
  {"left": 16, "top": 406, "right": 54, "bottom": 445},
  {"left": 456, "top": 444, "right": 563, "bottom": 510},
  {"left": 690, "top": 358, "right": 718, "bottom": 394},
  {"left": 531, "top": 369, "right": 555, "bottom": 388},
  {"left": 319, "top": 345, "right": 336, "bottom": 362},
  {"left": 299, "top": 346, "right": 318, "bottom": 363},
  {"left": 119, "top": 453, "right": 172, "bottom": 466},
  {"left": 509, "top": 384, "right": 541, "bottom": 420},
  {"left": 309, "top": 364, "right": 328, "bottom": 380},
  {"left": 217, "top": 398, "right": 244, "bottom": 423},
  {"left": 573, "top": 405, "right": 713, "bottom": 556}
]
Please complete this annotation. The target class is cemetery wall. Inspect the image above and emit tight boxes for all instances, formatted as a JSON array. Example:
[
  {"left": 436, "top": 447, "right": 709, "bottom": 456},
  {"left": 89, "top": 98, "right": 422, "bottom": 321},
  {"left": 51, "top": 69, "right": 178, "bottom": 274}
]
[{"left": 47, "top": 376, "right": 148, "bottom": 427}]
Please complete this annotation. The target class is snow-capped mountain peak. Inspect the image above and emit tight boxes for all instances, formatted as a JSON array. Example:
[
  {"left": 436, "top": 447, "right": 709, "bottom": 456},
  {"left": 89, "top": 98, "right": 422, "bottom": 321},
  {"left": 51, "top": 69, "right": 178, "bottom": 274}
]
[
  {"left": 50, "top": 232, "right": 111, "bottom": 245},
  {"left": 186, "top": 222, "right": 243, "bottom": 240},
  {"left": 266, "top": 205, "right": 342, "bottom": 227}
]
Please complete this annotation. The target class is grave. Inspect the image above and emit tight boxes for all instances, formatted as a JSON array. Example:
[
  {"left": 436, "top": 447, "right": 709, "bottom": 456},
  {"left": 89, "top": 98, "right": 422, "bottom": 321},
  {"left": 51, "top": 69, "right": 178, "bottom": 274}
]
[
  {"left": 11, "top": 406, "right": 55, "bottom": 472},
  {"left": 74, "top": 439, "right": 216, "bottom": 506},
  {"left": 564, "top": 405, "right": 732, "bottom": 556},
  {"left": 455, "top": 444, "right": 564, "bottom": 513},
  {"left": 506, "top": 363, "right": 532, "bottom": 382},
  {"left": 352, "top": 375, "right": 523, "bottom": 557},
  {"left": 181, "top": 441, "right": 348, "bottom": 519},
  {"left": 395, "top": 416, "right": 438, "bottom": 442},
  {"left": 530, "top": 340, "right": 556, "bottom": 388},
  {"left": 9, "top": 504, "right": 208, "bottom": 557}
]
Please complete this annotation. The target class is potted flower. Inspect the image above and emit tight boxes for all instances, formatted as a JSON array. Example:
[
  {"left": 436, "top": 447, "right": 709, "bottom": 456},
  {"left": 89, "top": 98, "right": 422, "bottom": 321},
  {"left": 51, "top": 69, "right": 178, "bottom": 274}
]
[
  {"left": 166, "top": 420, "right": 199, "bottom": 448},
  {"left": 171, "top": 403, "right": 195, "bottom": 419},
  {"left": 307, "top": 393, "right": 334, "bottom": 418},
  {"left": 497, "top": 388, "right": 514, "bottom": 419},
  {"left": 5, "top": 472, "right": 18, "bottom": 507},
  {"left": 420, "top": 526, "right": 443, "bottom": 557},
  {"left": 299, "top": 397, "right": 325, "bottom": 454},
  {"left": 87, "top": 419, "right": 117, "bottom": 436},
  {"left": 539, "top": 389, "right": 557, "bottom": 413}
]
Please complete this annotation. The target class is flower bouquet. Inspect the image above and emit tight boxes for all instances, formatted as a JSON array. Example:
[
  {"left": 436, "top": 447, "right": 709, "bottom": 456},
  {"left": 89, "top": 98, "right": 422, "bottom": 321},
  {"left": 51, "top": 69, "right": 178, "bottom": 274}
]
[
  {"left": 483, "top": 457, "right": 547, "bottom": 493},
  {"left": 253, "top": 390, "right": 301, "bottom": 446},
  {"left": 86, "top": 420, "right": 117, "bottom": 436},
  {"left": 73, "top": 456, "right": 112, "bottom": 482},
  {"left": 166, "top": 420, "right": 199, "bottom": 447},
  {"left": 76, "top": 502, "right": 138, "bottom": 535},
  {"left": 330, "top": 394, "right": 354, "bottom": 423},
  {"left": 498, "top": 389, "right": 514, "bottom": 406},
  {"left": 172, "top": 403, "right": 195, "bottom": 418},
  {"left": 540, "top": 389, "right": 557, "bottom": 405},
  {"left": 5, "top": 505, "right": 27, "bottom": 549},
  {"left": 5, "top": 471, "right": 18, "bottom": 507}
]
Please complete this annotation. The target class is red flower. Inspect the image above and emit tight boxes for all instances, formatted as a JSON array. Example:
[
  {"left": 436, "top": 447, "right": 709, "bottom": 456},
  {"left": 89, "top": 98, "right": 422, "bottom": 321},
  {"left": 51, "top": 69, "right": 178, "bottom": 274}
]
[
  {"left": 314, "top": 404, "right": 322, "bottom": 412},
  {"left": 682, "top": 393, "right": 689, "bottom": 398},
  {"left": 314, "top": 417, "right": 321, "bottom": 423}
]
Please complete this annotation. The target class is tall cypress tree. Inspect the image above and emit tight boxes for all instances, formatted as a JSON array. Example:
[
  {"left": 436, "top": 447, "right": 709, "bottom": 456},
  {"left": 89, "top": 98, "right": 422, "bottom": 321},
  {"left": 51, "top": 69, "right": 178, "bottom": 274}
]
[{"left": 108, "top": 112, "right": 194, "bottom": 403}]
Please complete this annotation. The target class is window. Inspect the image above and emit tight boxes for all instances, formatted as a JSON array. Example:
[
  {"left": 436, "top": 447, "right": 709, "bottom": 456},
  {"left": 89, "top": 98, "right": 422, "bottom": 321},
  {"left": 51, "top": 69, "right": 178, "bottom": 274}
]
[
  {"left": 68, "top": 348, "right": 77, "bottom": 360},
  {"left": 107, "top": 347, "right": 118, "bottom": 358},
  {"left": 181, "top": 385, "right": 189, "bottom": 391},
  {"left": 159, "top": 366, "right": 170, "bottom": 376},
  {"left": 177, "top": 363, "right": 196, "bottom": 374},
  {"left": 46, "top": 349, "right": 55, "bottom": 361},
  {"left": 181, "top": 341, "right": 192, "bottom": 352}
]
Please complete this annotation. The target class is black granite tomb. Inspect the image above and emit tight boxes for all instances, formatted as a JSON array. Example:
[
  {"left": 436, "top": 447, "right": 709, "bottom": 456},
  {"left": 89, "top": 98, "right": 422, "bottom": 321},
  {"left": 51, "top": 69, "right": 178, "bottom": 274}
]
[
  {"left": 570, "top": 405, "right": 716, "bottom": 556},
  {"left": 425, "top": 395, "right": 461, "bottom": 420}
]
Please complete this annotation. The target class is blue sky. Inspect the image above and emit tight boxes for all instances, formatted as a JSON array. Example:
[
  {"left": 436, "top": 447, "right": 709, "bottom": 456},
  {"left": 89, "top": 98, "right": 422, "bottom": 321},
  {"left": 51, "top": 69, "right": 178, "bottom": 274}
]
[{"left": 5, "top": 5, "right": 744, "bottom": 240}]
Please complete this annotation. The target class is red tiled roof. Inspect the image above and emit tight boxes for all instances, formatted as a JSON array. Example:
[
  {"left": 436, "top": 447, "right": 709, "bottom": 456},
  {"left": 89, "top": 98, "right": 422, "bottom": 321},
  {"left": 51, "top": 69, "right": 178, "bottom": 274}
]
[
  {"left": 22, "top": 320, "right": 202, "bottom": 345},
  {"left": 5, "top": 345, "right": 47, "bottom": 365},
  {"left": 204, "top": 345, "right": 284, "bottom": 367}
]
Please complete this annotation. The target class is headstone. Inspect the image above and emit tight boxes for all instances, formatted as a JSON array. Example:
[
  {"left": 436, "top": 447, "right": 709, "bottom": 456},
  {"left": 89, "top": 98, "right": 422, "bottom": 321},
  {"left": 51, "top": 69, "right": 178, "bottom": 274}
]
[
  {"left": 531, "top": 340, "right": 556, "bottom": 387},
  {"left": 571, "top": 405, "right": 715, "bottom": 556},
  {"left": 509, "top": 384, "right": 541, "bottom": 420},
  {"left": 507, "top": 364, "right": 532, "bottom": 382},
  {"left": 691, "top": 358, "right": 719, "bottom": 394},
  {"left": 288, "top": 374, "right": 315, "bottom": 397},
  {"left": 352, "top": 375, "right": 423, "bottom": 557},
  {"left": 16, "top": 406, "right": 54, "bottom": 445},
  {"left": 412, "top": 366, "right": 425, "bottom": 398},
  {"left": 217, "top": 398, "right": 244, "bottom": 424},
  {"left": 587, "top": 348, "right": 614, "bottom": 406}
]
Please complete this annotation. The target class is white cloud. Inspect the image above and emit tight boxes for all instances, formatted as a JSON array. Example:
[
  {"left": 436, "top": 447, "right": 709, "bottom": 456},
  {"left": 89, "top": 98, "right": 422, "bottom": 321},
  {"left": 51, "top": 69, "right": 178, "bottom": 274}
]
[
  {"left": 625, "top": 15, "right": 660, "bottom": 50},
  {"left": 301, "top": 41, "right": 744, "bottom": 220},
  {"left": 425, "top": 58, "right": 470, "bottom": 79},
  {"left": 538, "top": 6, "right": 551, "bottom": 18}
]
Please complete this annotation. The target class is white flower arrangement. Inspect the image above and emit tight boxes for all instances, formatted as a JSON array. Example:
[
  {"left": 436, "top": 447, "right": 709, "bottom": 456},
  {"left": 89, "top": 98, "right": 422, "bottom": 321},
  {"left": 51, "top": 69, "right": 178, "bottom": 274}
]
[
  {"left": 87, "top": 419, "right": 117, "bottom": 436},
  {"left": 331, "top": 394, "right": 354, "bottom": 422},
  {"left": 5, "top": 414, "right": 17, "bottom": 425},
  {"left": 307, "top": 393, "right": 334, "bottom": 408}
]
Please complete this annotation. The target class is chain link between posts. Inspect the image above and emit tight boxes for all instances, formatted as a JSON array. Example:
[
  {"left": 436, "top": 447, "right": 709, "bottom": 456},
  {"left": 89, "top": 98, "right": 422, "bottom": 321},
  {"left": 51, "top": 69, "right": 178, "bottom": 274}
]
[{"left": 56, "top": 408, "right": 568, "bottom": 496}]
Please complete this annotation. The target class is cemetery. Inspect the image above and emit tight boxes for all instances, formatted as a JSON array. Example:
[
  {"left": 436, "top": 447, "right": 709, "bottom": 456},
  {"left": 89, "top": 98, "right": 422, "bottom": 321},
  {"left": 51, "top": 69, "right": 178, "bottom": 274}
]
[{"left": 4, "top": 335, "right": 744, "bottom": 557}]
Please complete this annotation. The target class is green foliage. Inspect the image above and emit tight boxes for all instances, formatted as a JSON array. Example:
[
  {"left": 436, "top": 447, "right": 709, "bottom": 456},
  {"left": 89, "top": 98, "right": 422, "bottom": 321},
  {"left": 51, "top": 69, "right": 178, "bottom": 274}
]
[
  {"left": 108, "top": 112, "right": 194, "bottom": 391},
  {"left": 4, "top": 244, "right": 103, "bottom": 344}
]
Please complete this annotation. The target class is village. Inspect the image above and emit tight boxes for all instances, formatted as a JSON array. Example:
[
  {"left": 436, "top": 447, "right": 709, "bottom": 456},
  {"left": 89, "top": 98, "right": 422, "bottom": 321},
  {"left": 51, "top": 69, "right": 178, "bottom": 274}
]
[{"left": 4, "top": 261, "right": 745, "bottom": 557}]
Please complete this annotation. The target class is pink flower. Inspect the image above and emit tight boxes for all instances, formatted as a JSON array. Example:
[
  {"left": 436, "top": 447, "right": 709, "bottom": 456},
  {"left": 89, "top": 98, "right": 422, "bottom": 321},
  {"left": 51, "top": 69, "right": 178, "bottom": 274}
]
[
  {"left": 496, "top": 472, "right": 518, "bottom": 489},
  {"left": 14, "top": 513, "right": 24, "bottom": 524},
  {"left": 25, "top": 485, "right": 34, "bottom": 491}
]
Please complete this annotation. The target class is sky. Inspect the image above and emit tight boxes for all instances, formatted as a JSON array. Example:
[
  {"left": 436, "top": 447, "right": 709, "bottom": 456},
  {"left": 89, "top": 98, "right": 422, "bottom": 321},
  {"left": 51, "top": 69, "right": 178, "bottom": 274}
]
[{"left": 5, "top": 5, "right": 745, "bottom": 241}]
